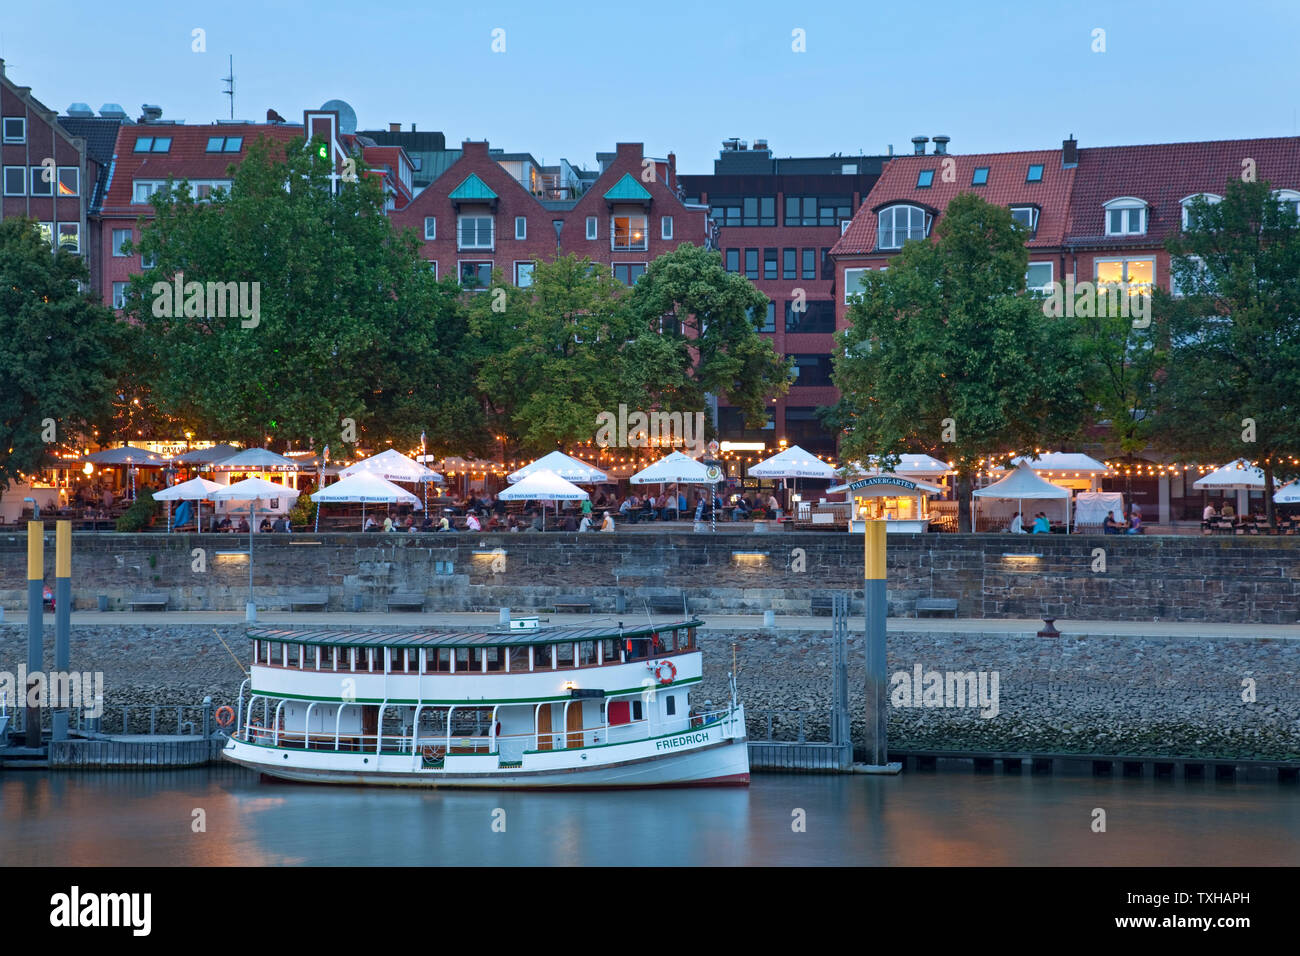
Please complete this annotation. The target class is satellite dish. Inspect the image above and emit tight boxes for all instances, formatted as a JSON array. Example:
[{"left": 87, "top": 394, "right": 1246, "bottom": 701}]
[{"left": 320, "top": 99, "right": 357, "bottom": 135}]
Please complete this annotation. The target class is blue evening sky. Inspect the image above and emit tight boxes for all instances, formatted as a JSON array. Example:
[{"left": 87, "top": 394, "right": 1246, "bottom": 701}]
[{"left": 4, "top": 0, "right": 1298, "bottom": 172}]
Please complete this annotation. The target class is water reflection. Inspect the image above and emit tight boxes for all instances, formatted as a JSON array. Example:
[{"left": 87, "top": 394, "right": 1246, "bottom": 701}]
[{"left": 1, "top": 768, "right": 1296, "bottom": 866}]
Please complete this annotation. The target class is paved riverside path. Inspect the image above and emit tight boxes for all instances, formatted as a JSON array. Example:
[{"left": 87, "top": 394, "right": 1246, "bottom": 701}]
[{"left": 23, "top": 610, "right": 1300, "bottom": 640}]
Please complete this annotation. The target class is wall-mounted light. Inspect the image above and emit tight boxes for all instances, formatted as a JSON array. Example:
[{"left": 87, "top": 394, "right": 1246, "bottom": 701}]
[
  {"left": 731, "top": 551, "right": 769, "bottom": 564},
  {"left": 1001, "top": 553, "right": 1042, "bottom": 561},
  {"left": 214, "top": 550, "right": 250, "bottom": 563}
]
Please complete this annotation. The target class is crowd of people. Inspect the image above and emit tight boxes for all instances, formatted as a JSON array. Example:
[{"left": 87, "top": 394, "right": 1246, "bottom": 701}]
[{"left": 1008, "top": 504, "right": 1145, "bottom": 535}]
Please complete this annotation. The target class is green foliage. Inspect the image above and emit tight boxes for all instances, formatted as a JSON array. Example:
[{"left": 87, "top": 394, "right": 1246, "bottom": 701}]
[
  {"left": 115, "top": 489, "right": 157, "bottom": 532},
  {"left": 287, "top": 484, "right": 317, "bottom": 527},
  {"left": 830, "top": 193, "right": 1086, "bottom": 530},
  {"left": 0, "top": 218, "right": 129, "bottom": 492}
]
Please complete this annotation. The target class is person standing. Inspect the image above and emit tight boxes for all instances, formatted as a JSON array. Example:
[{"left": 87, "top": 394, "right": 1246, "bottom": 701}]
[{"left": 768, "top": 492, "right": 782, "bottom": 521}]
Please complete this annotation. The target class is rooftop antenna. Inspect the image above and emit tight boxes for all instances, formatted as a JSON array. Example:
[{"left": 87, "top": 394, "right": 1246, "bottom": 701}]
[{"left": 221, "top": 55, "right": 235, "bottom": 120}]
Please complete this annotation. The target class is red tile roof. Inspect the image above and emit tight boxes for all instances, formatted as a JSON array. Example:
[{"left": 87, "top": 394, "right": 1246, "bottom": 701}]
[
  {"left": 101, "top": 123, "right": 303, "bottom": 216},
  {"left": 832, "top": 149, "right": 1074, "bottom": 256},
  {"left": 1066, "top": 137, "right": 1300, "bottom": 247}
]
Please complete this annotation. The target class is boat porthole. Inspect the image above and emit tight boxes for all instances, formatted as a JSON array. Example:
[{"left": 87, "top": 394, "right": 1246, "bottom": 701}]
[
  {"left": 284, "top": 754, "right": 289, "bottom": 760},
  {"left": 363, "top": 758, "right": 369, "bottom": 764}
]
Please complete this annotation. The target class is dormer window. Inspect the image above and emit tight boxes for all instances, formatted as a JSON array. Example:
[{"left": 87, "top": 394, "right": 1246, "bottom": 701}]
[
  {"left": 1272, "top": 189, "right": 1300, "bottom": 220},
  {"left": 1180, "top": 193, "right": 1222, "bottom": 230},
  {"left": 1009, "top": 205, "right": 1040, "bottom": 237},
  {"left": 876, "top": 204, "right": 930, "bottom": 250},
  {"left": 1104, "top": 197, "right": 1148, "bottom": 236}
]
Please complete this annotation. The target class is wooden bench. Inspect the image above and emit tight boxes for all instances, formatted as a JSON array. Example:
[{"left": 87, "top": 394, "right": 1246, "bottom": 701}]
[
  {"left": 127, "top": 592, "right": 168, "bottom": 611},
  {"left": 552, "top": 596, "right": 593, "bottom": 613},
  {"left": 385, "top": 592, "right": 427, "bottom": 612},
  {"left": 286, "top": 590, "right": 329, "bottom": 611},
  {"left": 915, "top": 598, "right": 959, "bottom": 617}
]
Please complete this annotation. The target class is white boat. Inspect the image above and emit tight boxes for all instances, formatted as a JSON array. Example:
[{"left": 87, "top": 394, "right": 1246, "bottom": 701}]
[{"left": 222, "top": 618, "right": 749, "bottom": 788}]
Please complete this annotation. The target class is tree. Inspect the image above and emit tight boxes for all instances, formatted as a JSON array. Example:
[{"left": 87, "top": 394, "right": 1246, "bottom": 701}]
[
  {"left": 0, "top": 218, "right": 129, "bottom": 491},
  {"left": 829, "top": 193, "right": 1086, "bottom": 532},
  {"left": 624, "top": 243, "right": 791, "bottom": 429},
  {"left": 1157, "top": 179, "right": 1300, "bottom": 528}
]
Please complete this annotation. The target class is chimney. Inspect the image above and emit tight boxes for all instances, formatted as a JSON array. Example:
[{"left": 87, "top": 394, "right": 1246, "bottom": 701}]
[
  {"left": 389, "top": 122, "right": 401, "bottom": 133},
  {"left": 140, "top": 104, "right": 163, "bottom": 123},
  {"left": 1062, "top": 134, "right": 1078, "bottom": 167},
  {"left": 412, "top": 123, "right": 417, "bottom": 132},
  {"left": 932, "top": 135, "right": 950, "bottom": 155},
  {"left": 754, "top": 138, "right": 769, "bottom": 151},
  {"left": 667, "top": 151, "right": 676, "bottom": 189},
  {"left": 911, "top": 136, "right": 929, "bottom": 155}
]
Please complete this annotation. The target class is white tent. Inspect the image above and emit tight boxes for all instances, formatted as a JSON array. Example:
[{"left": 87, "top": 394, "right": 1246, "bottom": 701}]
[
  {"left": 311, "top": 472, "right": 422, "bottom": 531},
  {"left": 748, "top": 445, "right": 837, "bottom": 480},
  {"left": 339, "top": 448, "right": 443, "bottom": 483},
  {"left": 1009, "top": 452, "right": 1109, "bottom": 475},
  {"left": 1192, "top": 459, "right": 1271, "bottom": 490},
  {"left": 629, "top": 451, "right": 710, "bottom": 485},
  {"left": 507, "top": 450, "right": 607, "bottom": 484},
  {"left": 152, "top": 477, "right": 224, "bottom": 532},
  {"left": 498, "top": 469, "right": 589, "bottom": 529},
  {"left": 210, "top": 448, "right": 303, "bottom": 472},
  {"left": 210, "top": 478, "right": 302, "bottom": 615},
  {"left": 974, "top": 460, "right": 1071, "bottom": 531},
  {"left": 172, "top": 443, "right": 242, "bottom": 465}
]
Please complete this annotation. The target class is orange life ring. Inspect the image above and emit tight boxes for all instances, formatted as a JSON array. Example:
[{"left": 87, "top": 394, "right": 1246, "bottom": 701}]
[
  {"left": 655, "top": 659, "right": 677, "bottom": 685},
  {"left": 215, "top": 705, "right": 235, "bottom": 727}
]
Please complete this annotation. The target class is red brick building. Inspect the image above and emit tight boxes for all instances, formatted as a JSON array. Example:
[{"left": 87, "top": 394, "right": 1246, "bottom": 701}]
[{"left": 388, "top": 139, "right": 707, "bottom": 289}]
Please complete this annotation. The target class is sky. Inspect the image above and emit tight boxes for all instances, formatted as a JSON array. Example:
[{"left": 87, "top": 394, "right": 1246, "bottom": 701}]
[{"left": 4, "top": 0, "right": 1300, "bottom": 173}]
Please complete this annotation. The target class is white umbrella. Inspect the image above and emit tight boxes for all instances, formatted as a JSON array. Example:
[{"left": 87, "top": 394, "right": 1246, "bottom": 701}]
[
  {"left": 210, "top": 478, "right": 301, "bottom": 616},
  {"left": 508, "top": 450, "right": 607, "bottom": 484},
  {"left": 973, "top": 460, "right": 1071, "bottom": 531},
  {"left": 209, "top": 447, "right": 303, "bottom": 472},
  {"left": 172, "top": 443, "right": 242, "bottom": 465},
  {"left": 339, "top": 448, "right": 443, "bottom": 483},
  {"left": 1274, "top": 480, "right": 1300, "bottom": 504},
  {"left": 311, "top": 472, "right": 422, "bottom": 531},
  {"left": 152, "top": 477, "right": 224, "bottom": 532},
  {"left": 497, "top": 469, "right": 589, "bottom": 530},
  {"left": 748, "top": 445, "right": 837, "bottom": 479},
  {"left": 1192, "top": 459, "right": 1271, "bottom": 491},
  {"left": 629, "top": 451, "right": 709, "bottom": 484}
]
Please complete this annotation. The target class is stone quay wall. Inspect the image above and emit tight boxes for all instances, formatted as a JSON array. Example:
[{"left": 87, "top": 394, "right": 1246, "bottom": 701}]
[
  {"left": 0, "top": 530, "right": 1298, "bottom": 623},
  {"left": 1, "top": 623, "right": 1294, "bottom": 760}
]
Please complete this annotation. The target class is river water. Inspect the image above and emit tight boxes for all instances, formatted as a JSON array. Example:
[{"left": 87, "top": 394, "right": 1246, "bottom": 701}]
[{"left": 3, "top": 766, "right": 1298, "bottom": 866}]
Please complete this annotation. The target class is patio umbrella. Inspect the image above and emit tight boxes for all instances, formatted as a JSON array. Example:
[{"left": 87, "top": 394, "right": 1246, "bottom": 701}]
[
  {"left": 171, "top": 443, "right": 242, "bottom": 465},
  {"left": 497, "top": 469, "right": 589, "bottom": 530},
  {"left": 210, "top": 478, "right": 301, "bottom": 620},
  {"left": 748, "top": 445, "right": 837, "bottom": 480},
  {"left": 1192, "top": 459, "right": 1271, "bottom": 490},
  {"left": 507, "top": 450, "right": 607, "bottom": 484},
  {"left": 630, "top": 451, "right": 715, "bottom": 527},
  {"left": 152, "top": 477, "right": 224, "bottom": 532},
  {"left": 311, "top": 472, "right": 422, "bottom": 531},
  {"left": 209, "top": 447, "right": 303, "bottom": 472},
  {"left": 1274, "top": 480, "right": 1300, "bottom": 504},
  {"left": 83, "top": 445, "right": 166, "bottom": 500},
  {"left": 340, "top": 448, "right": 443, "bottom": 483}
]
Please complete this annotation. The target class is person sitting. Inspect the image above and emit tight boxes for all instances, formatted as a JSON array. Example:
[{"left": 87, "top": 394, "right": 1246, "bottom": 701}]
[
  {"left": 639, "top": 496, "right": 656, "bottom": 522},
  {"left": 732, "top": 495, "right": 751, "bottom": 522},
  {"left": 364, "top": 516, "right": 379, "bottom": 532},
  {"left": 599, "top": 510, "right": 616, "bottom": 532},
  {"left": 1009, "top": 512, "right": 1026, "bottom": 533},
  {"left": 216, "top": 516, "right": 233, "bottom": 533},
  {"left": 1126, "top": 510, "right": 1143, "bottom": 534},
  {"left": 578, "top": 514, "right": 593, "bottom": 532},
  {"left": 259, "top": 518, "right": 273, "bottom": 533},
  {"left": 484, "top": 515, "right": 500, "bottom": 532},
  {"left": 1103, "top": 510, "right": 1121, "bottom": 534},
  {"left": 236, "top": 516, "right": 250, "bottom": 533},
  {"left": 465, "top": 512, "right": 482, "bottom": 532},
  {"left": 272, "top": 516, "right": 288, "bottom": 533},
  {"left": 1031, "top": 512, "right": 1049, "bottom": 534},
  {"left": 530, "top": 510, "right": 544, "bottom": 532},
  {"left": 1221, "top": 502, "right": 1235, "bottom": 521},
  {"left": 618, "top": 496, "right": 635, "bottom": 523},
  {"left": 438, "top": 514, "right": 453, "bottom": 532},
  {"left": 419, "top": 513, "right": 434, "bottom": 531}
]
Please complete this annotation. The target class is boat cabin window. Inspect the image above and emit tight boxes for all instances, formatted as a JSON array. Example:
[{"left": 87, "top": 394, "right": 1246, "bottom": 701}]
[
  {"left": 601, "top": 638, "right": 618, "bottom": 664},
  {"left": 666, "top": 694, "right": 676, "bottom": 716},
  {"left": 508, "top": 645, "right": 530, "bottom": 672},
  {"left": 321, "top": 646, "right": 336, "bottom": 670},
  {"left": 287, "top": 643, "right": 301, "bottom": 667},
  {"left": 578, "top": 641, "right": 597, "bottom": 666},
  {"left": 684, "top": 628, "right": 697, "bottom": 650},
  {"left": 632, "top": 700, "right": 643, "bottom": 721},
  {"left": 398, "top": 648, "right": 416, "bottom": 673},
  {"left": 469, "top": 647, "right": 485, "bottom": 672},
  {"left": 269, "top": 642, "right": 282, "bottom": 665},
  {"left": 367, "top": 648, "right": 378, "bottom": 673},
  {"left": 455, "top": 647, "right": 470, "bottom": 673},
  {"left": 555, "top": 642, "right": 574, "bottom": 668},
  {"left": 485, "top": 647, "right": 504, "bottom": 672},
  {"left": 670, "top": 629, "right": 680, "bottom": 651}
]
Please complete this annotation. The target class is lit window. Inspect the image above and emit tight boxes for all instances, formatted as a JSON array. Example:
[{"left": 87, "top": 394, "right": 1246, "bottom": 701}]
[
  {"left": 1096, "top": 257, "right": 1155, "bottom": 296},
  {"left": 876, "top": 205, "right": 929, "bottom": 250},
  {"left": 1026, "top": 164, "right": 1043, "bottom": 182},
  {"left": 972, "top": 167, "right": 989, "bottom": 186},
  {"left": 916, "top": 170, "right": 934, "bottom": 188},
  {"left": 612, "top": 215, "right": 647, "bottom": 251}
]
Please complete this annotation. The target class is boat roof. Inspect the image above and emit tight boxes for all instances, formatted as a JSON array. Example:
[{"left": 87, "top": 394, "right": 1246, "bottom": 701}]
[{"left": 245, "top": 619, "right": 703, "bottom": 649}]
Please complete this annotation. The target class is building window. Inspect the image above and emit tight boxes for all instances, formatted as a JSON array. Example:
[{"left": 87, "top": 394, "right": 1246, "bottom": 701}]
[
  {"left": 58, "top": 223, "right": 80, "bottom": 254},
  {"left": 916, "top": 170, "right": 935, "bottom": 188},
  {"left": 785, "top": 196, "right": 851, "bottom": 227},
  {"left": 1170, "top": 256, "right": 1211, "bottom": 297},
  {"left": 1095, "top": 257, "right": 1155, "bottom": 296},
  {"left": 2, "top": 117, "right": 26, "bottom": 144},
  {"left": 792, "top": 354, "right": 834, "bottom": 387},
  {"left": 763, "top": 248, "right": 778, "bottom": 280},
  {"left": 801, "top": 248, "right": 816, "bottom": 280},
  {"left": 35, "top": 222, "right": 53, "bottom": 247},
  {"left": 458, "top": 215, "right": 494, "bottom": 250},
  {"left": 876, "top": 204, "right": 929, "bottom": 250},
  {"left": 423, "top": 217, "right": 437, "bottom": 240},
  {"left": 745, "top": 249, "right": 759, "bottom": 280},
  {"left": 844, "top": 268, "right": 871, "bottom": 303},
  {"left": 1181, "top": 193, "right": 1222, "bottom": 231},
  {"left": 426, "top": 260, "right": 438, "bottom": 279},
  {"left": 133, "top": 137, "right": 172, "bottom": 153},
  {"left": 57, "top": 167, "right": 79, "bottom": 196},
  {"left": 710, "top": 201, "right": 741, "bottom": 227},
  {"left": 821, "top": 248, "right": 833, "bottom": 280},
  {"left": 1104, "top": 198, "right": 1147, "bottom": 236},
  {"left": 1026, "top": 262, "right": 1053, "bottom": 291},
  {"left": 514, "top": 216, "right": 526, "bottom": 240},
  {"left": 1273, "top": 189, "right": 1300, "bottom": 220},
  {"left": 112, "top": 229, "right": 132, "bottom": 256},
  {"left": 782, "top": 248, "right": 797, "bottom": 280},
  {"left": 613, "top": 263, "right": 646, "bottom": 286},
  {"left": 112, "top": 281, "right": 129, "bottom": 309},
  {"left": 612, "top": 215, "right": 647, "bottom": 251},
  {"left": 459, "top": 260, "right": 493, "bottom": 288},
  {"left": 133, "top": 181, "right": 165, "bottom": 204},
  {"left": 3, "top": 166, "right": 25, "bottom": 196},
  {"left": 755, "top": 301, "right": 776, "bottom": 333},
  {"left": 205, "top": 136, "right": 242, "bottom": 152},
  {"left": 760, "top": 197, "right": 776, "bottom": 226},
  {"left": 785, "top": 300, "right": 835, "bottom": 334},
  {"left": 1026, "top": 164, "right": 1043, "bottom": 182},
  {"left": 725, "top": 249, "right": 739, "bottom": 273},
  {"left": 515, "top": 261, "right": 534, "bottom": 287},
  {"left": 30, "top": 165, "right": 54, "bottom": 196},
  {"left": 661, "top": 215, "right": 673, "bottom": 240},
  {"left": 141, "top": 249, "right": 156, "bottom": 269},
  {"left": 972, "top": 167, "right": 989, "bottom": 186},
  {"left": 1009, "top": 205, "right": 1039, "bottom": 237},
  {"left": 586, "top": 216, "right": 598, "bottom": 240}
]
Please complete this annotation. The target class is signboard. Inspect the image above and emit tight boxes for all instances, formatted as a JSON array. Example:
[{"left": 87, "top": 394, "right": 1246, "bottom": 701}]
[
  {"left": 705, "top": 465, "right": 723, "bottom": 483},
  {"left": 849, "top": 475, "right": 919, "bottom": 492},
  {"left": 569, "top": 688, "right": 605, "bottom": 699}
]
